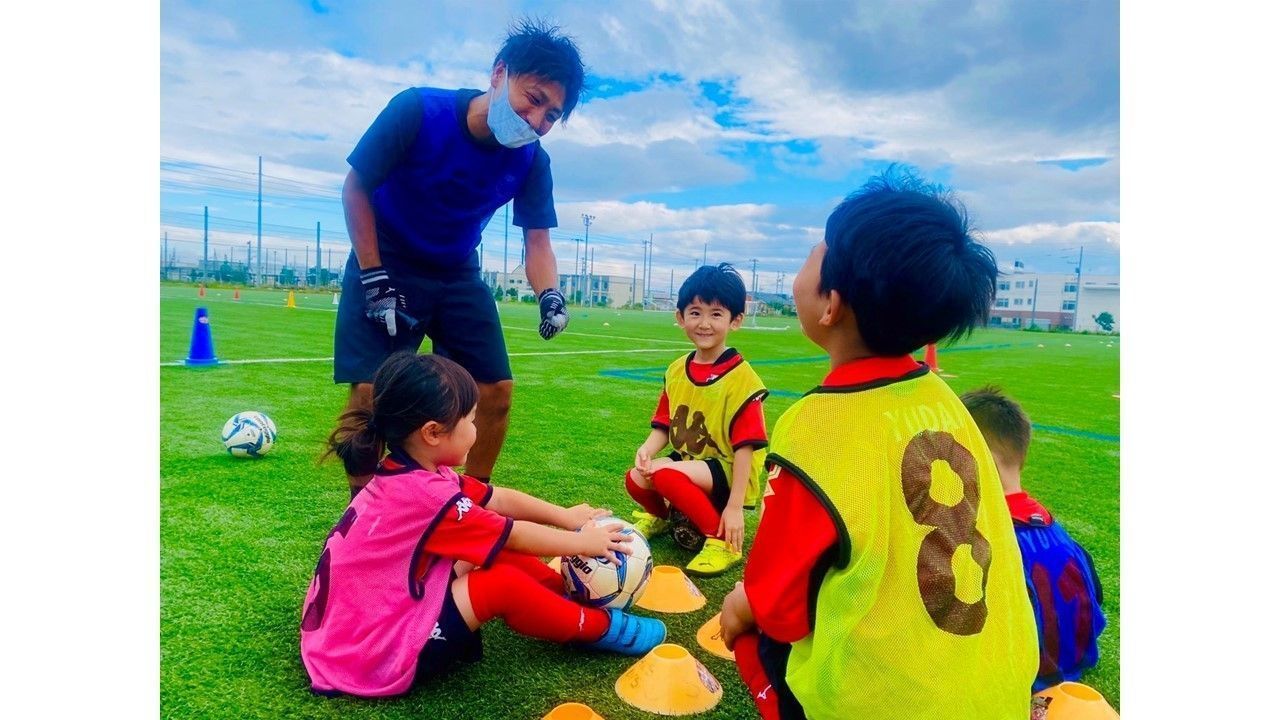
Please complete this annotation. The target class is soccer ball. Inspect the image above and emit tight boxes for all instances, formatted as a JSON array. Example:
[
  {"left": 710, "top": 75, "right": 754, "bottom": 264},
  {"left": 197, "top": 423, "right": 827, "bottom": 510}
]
[
  {"left": 561, "top": 516, "right": 653, "bottom": 610},
  {"left": 221, "top": 411, "right": 277, "bottom": 458}
]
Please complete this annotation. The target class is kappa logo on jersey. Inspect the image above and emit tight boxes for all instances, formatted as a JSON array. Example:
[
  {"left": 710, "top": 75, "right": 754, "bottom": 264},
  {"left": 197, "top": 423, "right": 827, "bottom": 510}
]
[
  {"left": 669, "top": 405, "right": 722, "bottom": 456},
  {"left": 455, "top": 497, "right": 473, "bottom": 521},
  {"left": 430, "top": 622, "right": 447, "bottom": 642},
  {"left": 757, "top": 684, "right": 772, "bottom": 701}
]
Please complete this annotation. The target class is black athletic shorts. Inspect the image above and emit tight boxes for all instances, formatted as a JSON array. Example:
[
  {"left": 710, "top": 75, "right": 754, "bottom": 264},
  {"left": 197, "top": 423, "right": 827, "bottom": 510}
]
[
  {"left": 334, "top": 252, "right": 512, "bottom": 385},
  {"left": 414, "top": 586, "right": 483, "bottom": 681},
  {"left": 667, "top": 451, "right": 731, "bottom": 512}
]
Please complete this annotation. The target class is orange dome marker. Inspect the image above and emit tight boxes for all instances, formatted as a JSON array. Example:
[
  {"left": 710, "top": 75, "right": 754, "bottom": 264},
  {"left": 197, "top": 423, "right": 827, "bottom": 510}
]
[
  {"left": 286, "top": 290, "right": 297, "bottom": 308},
  {"left": 542, "top": 702, "right": 605, "bottom": 720},
  {"left": 615, "top": 644, "right": 722, "bottom": 716},
  {"left": 695, "top": 612, "right": 734, "bottom": 661},
  {"left": 634, "top": 565, "right": 706, "bottom": 613},
  {"left": 1032, "top": 682, "right": 1119, "bottom": 720}
]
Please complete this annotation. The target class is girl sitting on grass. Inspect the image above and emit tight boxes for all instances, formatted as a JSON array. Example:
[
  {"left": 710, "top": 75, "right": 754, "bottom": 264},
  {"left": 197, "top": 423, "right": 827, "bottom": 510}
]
[{"left": 301, "top": 350, "right": 666, "bottom": 698}]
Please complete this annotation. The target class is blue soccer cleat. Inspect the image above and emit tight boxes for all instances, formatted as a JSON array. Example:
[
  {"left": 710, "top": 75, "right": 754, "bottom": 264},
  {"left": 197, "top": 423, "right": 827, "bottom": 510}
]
[{"left": 586, "top": 608, "right": 667, "bottom": 656}]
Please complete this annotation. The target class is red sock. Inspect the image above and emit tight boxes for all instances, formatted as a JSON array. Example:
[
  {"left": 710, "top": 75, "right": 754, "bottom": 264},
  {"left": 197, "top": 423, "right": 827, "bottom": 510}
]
[
  {"left": 734, "top": 633, "right": 783, "bottom": 720},
  {"left": 652, "top": 467, "right": 721, "bottom": 537},
  {"left": 467, "top": 562, "right": 609, "bottom": 643},
  {"left": 489, "top": 549, "right": 563, "bottom": 594},
  {"left": 626, "top": 472, "right": 670, "bottom": 518}
]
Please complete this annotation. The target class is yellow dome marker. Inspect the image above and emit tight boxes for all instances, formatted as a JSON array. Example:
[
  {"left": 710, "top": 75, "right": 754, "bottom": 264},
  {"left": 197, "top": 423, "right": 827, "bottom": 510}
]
[
  {"left": 542, "top": 702, "right": 604, "bottom": 720},
  {"left": 615, "top": 644, "right": 722, "bottom": 716},
  {"left": 634, "top": 565, "right": 706, "bottom": 613},
  {"left": 695, "top": 612, "right": 735, "bottom": 661},
  {"left": 1032, "top": 682, "right": 1119, "bottom": 720}
]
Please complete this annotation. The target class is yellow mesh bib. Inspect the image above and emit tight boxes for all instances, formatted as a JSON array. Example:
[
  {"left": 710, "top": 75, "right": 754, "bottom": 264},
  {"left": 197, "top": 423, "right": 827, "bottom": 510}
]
[
  {"left": 768, "top": 370, "right": 1037, "bottom": 719},
  {"left": 663, "top": 354, "right": 768, "bottom": 507}
]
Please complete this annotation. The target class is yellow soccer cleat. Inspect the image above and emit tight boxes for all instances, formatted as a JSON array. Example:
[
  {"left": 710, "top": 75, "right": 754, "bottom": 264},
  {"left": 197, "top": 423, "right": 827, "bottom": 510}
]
[
  {"left": 684, "top": 538, "right": 742, "bottom": 578},
  {"left": 631, "top": 511, "right": 670, "bottom": 539}
]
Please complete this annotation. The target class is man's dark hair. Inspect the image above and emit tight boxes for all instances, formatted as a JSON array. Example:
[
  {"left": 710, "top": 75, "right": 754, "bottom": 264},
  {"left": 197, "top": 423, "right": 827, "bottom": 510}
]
[
  {"left": 820, "top": 165, "right": 998, "bottom": 356},
  {"left": 494, "top": 17, "right": 586, "bottom": 122},
  {"left": 960, "top": 385, "right": 1032, "bottom": 468},
  {"left": 678, "top": 263, "right": 747, "bottom": 317}
]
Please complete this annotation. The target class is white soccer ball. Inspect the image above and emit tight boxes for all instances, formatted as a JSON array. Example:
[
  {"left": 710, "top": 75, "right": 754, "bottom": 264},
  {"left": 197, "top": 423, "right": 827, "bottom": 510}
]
[
  {"left": 221, "top": 411, "right": 277, "bottom": 458},
  {"left": 561, "top": 516, "right": 654, "bottom": 610}
]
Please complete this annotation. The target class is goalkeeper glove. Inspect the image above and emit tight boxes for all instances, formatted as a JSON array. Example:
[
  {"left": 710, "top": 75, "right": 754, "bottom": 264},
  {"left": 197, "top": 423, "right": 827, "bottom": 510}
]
[
  {"left": 360, "top": 266, "right": 407, "bottom": 337},
  {"left": 538, "top": 288, "right": 569, "bottom": 340}
]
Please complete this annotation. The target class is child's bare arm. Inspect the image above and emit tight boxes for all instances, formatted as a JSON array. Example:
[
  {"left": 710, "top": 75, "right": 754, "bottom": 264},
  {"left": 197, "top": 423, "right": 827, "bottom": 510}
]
[
  {"left": 487, "top": 486, "right": 609, "bottom": 530},
  {"left": 719, "top": 445, "right": 756, "bottom": 552},
  {"left": 719, "top": 581, "right": 756, "bottom": 649},
  {"left": 635, "top": 427, "right": 670, "bottom": 477},
  {"left": 505, "top": 518, "right": 632, "bottom": 563}
]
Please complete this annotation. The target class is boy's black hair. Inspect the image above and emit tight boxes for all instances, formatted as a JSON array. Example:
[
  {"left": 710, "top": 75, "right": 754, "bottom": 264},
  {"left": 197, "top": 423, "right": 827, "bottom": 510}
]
[
  {"left": 821, "top": 165, "right": 998, "bottom": 356},
  {"left": 677, "top": 262, "right": 747, "bottom": 317},
  {"left": 494, "top": 17, "right": 586, "bottom": 122},
  {"left": 960, "top": 385, "right": 1032, "bottom": 468}
]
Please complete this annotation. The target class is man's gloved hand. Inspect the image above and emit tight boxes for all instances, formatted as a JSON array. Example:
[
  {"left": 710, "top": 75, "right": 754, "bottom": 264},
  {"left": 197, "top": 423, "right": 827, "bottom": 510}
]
[
  {"left": 538, "top": 288, "right": 569, "bottom": 340},
  {"left": 360, "top": 266, "right": 407, "bottom": 337}
]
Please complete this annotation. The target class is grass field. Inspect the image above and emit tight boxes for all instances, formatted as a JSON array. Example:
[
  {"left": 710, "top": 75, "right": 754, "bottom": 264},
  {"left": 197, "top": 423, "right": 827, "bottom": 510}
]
[{"left": 160, "top": 283, "right": 1120, "bottom": 719}]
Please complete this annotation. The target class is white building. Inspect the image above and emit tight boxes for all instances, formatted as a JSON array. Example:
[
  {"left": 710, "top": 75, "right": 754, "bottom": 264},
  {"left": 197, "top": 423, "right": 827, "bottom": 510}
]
[
  {"left": 482, "top": 266, "right": 643, "bottom": 308},
  {"left": 990, "top": 265, "right": 1119, "bottom": 332}
]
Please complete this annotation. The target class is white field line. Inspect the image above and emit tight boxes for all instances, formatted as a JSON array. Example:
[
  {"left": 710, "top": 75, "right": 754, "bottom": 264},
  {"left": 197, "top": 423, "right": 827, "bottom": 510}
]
[{"left": 161, "top": 347, "right": 678, "bottom": 367}]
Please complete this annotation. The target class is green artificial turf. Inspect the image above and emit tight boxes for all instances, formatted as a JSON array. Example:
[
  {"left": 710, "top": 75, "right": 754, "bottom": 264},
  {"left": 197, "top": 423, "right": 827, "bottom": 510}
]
[{"left": 160, "top": 283, "right": 1120, "bottom": 718}]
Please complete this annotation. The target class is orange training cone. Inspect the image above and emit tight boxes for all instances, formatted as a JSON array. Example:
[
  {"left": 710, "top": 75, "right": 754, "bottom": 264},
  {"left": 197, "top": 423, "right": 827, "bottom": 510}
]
[
  {"left": 542, "top": 702, "right": 605, "bottom": 720},
  {"left": 1032, "top": 682, "right": 1119, "bottom": 720},
  {"left": 233, "top": 289, "right": 240, "bottom": 301},
  {"left": 923, "top": 343, "right": 941, "bottom": 373},
  {"left": 198, "top": 284, "right": 206, "bottom": 297},
  {"left": 695, "top": 613, "right": 735, "bottom": 661},
  {"left": 635, "top": 566, "right": 706, "bottom": 613},
  {"left": 615, "top": 644, "right": 722, "bottom": 716},
  {"left": 286, "top": 290, "right": 297, "bottom": 308}
]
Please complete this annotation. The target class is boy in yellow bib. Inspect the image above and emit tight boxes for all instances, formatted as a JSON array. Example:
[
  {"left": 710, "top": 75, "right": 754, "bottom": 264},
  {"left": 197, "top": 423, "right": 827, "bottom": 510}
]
[
  {"left": 624, "top": 263, "right": 769, "bottom": 577},
  {"left": 718, "top": 169, "right": 1038, "bottom": 719}
]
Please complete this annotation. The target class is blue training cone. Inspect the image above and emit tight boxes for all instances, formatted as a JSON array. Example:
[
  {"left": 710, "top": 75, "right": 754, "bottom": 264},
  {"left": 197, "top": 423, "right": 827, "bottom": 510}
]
[{"left": 184, "top": 307, "right": 219, "bottom": 366}]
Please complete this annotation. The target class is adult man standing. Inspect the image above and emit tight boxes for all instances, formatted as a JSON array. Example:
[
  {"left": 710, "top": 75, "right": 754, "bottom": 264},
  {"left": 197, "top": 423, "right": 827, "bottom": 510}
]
[{"left": 334, "top": 19, "right": 581, "bottom": 495}]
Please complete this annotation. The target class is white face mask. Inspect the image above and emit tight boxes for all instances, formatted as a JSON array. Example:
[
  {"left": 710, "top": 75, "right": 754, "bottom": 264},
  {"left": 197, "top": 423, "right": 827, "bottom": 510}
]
[{"left": 486, "top": 69, "right": 541, "bottom": 149}]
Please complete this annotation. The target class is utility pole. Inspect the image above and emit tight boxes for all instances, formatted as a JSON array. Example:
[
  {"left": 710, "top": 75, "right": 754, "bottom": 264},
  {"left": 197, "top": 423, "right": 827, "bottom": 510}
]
[
  {"left": 202, "top": 207, "right": 209, "bottom": 279},
  {"left": 775, "top": 272, "right": 783, "bottom": 294},
  {"left": 256, "top": 156, "right": 263, "bottom": 286},
  {"left": 589, "top": 248, "right": 595, "bottom": 306},
  {"left": 1074, "top": 246, "right": 1084, "bottom": 331},
  {"left": 702, "top": 242, "right": 707, "bottom": 266},
  {"left": 503, "top": 202, "right": 510, "bottom": 277},
  {"left": 632, "top": 263, "right": 637, "bottom": 307},
  {"left": 582, "top": 214, "right": 594, "bottom": 307},
  {"left": 1029, "top": 274, "right": 1039, "bottom": 329},
  {"left": 749, "top": 258, "right": 759, "bottom": 294},
  {"left": 315, "top": 222, "right": 321, "bottom": 287},
  {"left": 669, "top": 267, "right": 674, "bottom": 300},
  {"left": 246, "top": 242, "right": 252, "bottom": 280},
  {"left": 479, "top": 242, "right": 484, "bottom": 273}
]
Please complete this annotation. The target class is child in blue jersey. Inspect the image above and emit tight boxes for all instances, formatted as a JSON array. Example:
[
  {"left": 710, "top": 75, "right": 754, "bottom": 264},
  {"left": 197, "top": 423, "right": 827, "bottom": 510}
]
[{"left": 961, "top": 386, "right": 1106, "bottom": 690}]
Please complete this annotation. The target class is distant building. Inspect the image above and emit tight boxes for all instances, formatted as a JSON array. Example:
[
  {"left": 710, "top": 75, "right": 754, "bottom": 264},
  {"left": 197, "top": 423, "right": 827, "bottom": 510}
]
[
  {"left": 990, "top": 264, "right": 1119, "bottom": 332},
  {"left": 483, "top": 266, "right": 643, "bottom": 308}
]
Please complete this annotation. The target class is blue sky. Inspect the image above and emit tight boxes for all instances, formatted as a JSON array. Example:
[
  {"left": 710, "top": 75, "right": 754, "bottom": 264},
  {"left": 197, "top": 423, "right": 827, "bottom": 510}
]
[{"left": 160, "top": 0, "right": 1120, "bottom": 285}]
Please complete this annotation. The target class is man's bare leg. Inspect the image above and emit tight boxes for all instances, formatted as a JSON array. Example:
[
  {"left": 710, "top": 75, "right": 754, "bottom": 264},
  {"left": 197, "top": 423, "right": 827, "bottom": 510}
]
[{"left": 465, "top": 380, "right": 513, "bottom": 482}]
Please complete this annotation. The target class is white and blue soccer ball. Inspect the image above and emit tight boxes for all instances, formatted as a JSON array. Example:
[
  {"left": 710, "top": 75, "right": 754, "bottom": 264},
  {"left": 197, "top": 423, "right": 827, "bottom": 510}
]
[
  {"left": 561, "top": 516, "right": 654, "bottom": 610},
  {"left": 221, "top": 411, "right": 277, "bottom": 458}
]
